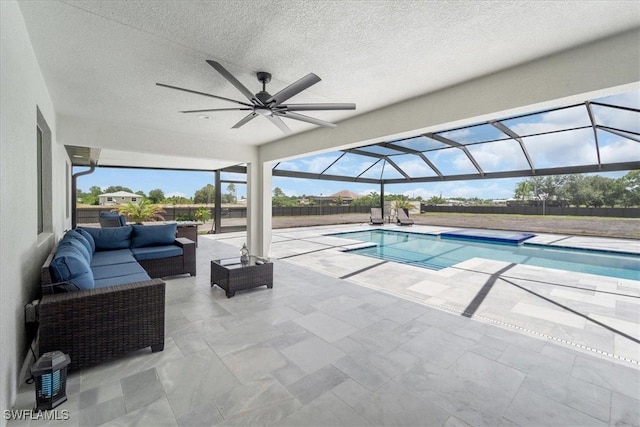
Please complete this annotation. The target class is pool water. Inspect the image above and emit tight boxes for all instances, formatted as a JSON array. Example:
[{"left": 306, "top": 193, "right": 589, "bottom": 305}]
[{"left": 333, "top": 230, "right": 640, "bottom": 281}]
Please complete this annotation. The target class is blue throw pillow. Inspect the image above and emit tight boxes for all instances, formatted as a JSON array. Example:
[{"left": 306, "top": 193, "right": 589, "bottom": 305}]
[
  {"left": 50, "top": 245, "right": 95, "bottom": 290},
  {"left": 76, "top": 228, "right": 96, "bottom": 253},
  {"left": 58, "top": 238, "right": 91, "bottom": 263},
  {"left": 82, "top": 226, "right": 133, "bottom": 251},
  {"left": 131, "top": 223, "right": 177, "bottom": 248},
  {"left": 63, "top": 230, "right": 92, "bottom": 257}
]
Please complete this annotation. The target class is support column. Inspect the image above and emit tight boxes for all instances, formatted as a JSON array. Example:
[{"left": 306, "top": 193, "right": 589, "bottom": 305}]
[
  {"left": 380, "top": 182, "right": 385, "bottom": 217},
  {"left": 247, "top": 161, "right": 272, "bottom": 258},
  {"left": 214, "top": 170, "right": 222, "bottom": 234}
]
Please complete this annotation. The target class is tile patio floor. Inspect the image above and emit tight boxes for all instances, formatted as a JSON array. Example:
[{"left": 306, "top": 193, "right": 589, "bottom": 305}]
[{"left": 10, "top": 225, "right": 640, "bottom": 426}]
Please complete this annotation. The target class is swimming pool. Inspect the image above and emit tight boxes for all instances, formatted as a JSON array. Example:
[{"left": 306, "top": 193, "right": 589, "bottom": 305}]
[{"left": 332, "top": 229, "right": 640, "bottom": 281}]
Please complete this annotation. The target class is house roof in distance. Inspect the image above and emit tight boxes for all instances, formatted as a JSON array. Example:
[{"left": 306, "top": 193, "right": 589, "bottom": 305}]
[
  {"left": 100, "top": 191, "right": 141, "bottom": 198},
  {"left": 330, "top": 190, "right": 361, "bottom": 200}
]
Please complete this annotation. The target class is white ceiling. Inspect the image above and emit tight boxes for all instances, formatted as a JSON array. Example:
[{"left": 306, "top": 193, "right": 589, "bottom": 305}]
[{"left": 18, "top": 0, "right": 640, "bottom": 155}]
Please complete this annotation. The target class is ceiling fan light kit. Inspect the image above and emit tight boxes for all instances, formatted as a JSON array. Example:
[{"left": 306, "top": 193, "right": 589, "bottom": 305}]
[{"left": 158, "top": 61, "right": 356, "bottom": 134}]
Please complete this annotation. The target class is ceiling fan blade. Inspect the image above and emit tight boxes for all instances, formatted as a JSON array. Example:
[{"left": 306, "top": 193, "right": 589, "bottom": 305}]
[
  {"left": 280, "top": 103, "right": 356, "bottom": 111},
  {"left": 156, "top": 83, "right": 253, "bottom": 107},
  {"left": 206, "top": 60, "right": 258, "bottom": 104},
  {"left": 266, "top": 73, "right": 321, "bottom": 107},
  {"left": 277, "top": 111, "right": 337, "bottom": 128},
  {"left": 265, "top": 115, "right": 292, "bottom": 134},
  {"left": 180, "top": 108, "right": 252, "bottom": 113},
  {"left": 232, "top": 113, "right": 258, "bottom": 129}
]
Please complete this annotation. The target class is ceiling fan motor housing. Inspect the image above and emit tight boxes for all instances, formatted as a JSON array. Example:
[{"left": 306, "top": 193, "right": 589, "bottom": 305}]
[{"left": 255, "top": 91, "right": 272, "bottom": 105}]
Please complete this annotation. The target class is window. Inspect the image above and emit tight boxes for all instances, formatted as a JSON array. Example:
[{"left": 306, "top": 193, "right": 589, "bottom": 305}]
[
  {"left": 66, "top": 162, "right": 70, "bottom": 219},
  {"left": 37, "top": 126, "right": 43, "bottom": 234},
  {"left": 36, "top": 107, "right": 52, "bottom": 236},
  {"left": 107, "top": 197, "right": 113, "bottom": 202},
  {"left": 131, "top": 197, "right": 137, "bottom": 202}
]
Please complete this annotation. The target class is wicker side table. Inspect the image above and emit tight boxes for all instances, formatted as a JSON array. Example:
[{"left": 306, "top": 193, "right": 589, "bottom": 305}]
[{"left": 210, "top": 256, "right": 273, "bottom": 298}]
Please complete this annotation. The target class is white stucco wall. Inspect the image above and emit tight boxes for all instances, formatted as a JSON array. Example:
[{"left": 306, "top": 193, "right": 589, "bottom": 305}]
[{"left": 0, "top": 2, "right": 69, "bottom": 423}]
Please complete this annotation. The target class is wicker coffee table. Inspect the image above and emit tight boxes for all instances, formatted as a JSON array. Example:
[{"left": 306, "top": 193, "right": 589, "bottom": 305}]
[{"left": 210, "top": 256, "right": 273, "bottom": 298}]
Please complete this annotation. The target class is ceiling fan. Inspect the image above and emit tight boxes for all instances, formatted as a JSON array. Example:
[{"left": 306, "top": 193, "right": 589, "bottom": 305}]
[{"left": 157, "top": 60, "right": 356, "bottom": 134}]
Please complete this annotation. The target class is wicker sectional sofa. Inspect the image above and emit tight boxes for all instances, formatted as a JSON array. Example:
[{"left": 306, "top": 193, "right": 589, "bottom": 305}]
[{"left": 39, "top": 223, "right": 196, "bottom": 370}]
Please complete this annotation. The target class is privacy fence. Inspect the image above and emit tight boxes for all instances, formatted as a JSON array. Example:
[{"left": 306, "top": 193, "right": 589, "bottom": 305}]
[
  {"left": 76, "top": 205, "right": 372, "bottom": 223},
  {"left": 419, "top": 204, "right": 640, "bottom": 218}
]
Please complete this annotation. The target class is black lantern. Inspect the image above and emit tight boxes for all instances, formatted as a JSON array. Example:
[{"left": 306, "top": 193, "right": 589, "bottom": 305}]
[{"left": 31, "top": 351, "right": 70, "bottom": 411}]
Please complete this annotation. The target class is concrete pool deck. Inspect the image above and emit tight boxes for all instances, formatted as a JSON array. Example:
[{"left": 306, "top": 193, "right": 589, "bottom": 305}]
[{"left": 213, "top": 224, "right": 640, "bottom": 365}]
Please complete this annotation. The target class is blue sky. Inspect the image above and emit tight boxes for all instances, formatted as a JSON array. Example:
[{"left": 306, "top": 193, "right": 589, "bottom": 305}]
[
  {"left": 76, "top": 90, "right": 638, "bottom": 201},
  {"left": 75, "top": 167, "right": 630, "bottom": 201}
]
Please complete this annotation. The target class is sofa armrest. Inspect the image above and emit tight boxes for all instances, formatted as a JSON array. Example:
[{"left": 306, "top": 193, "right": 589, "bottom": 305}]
[
  {"left": 39, "top": 278, "right": 165, "bottom": 370},
  {"left": 41, "top": 251, "right": 56, "bottom": 286},
  {"left": 175, "top": 237, "right": 196, "bottom": 276},
  {"left": 174, "top": 237, "right": 194, "bottom": 247}
]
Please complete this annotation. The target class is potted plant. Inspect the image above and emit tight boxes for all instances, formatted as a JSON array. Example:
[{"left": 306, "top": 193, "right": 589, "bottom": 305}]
[{"left": 116, "top": 199, "right": 165, "bottom": 224}]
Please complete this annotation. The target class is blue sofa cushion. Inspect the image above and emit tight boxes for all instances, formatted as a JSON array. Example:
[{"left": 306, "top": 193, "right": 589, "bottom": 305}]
[
  {"left": 50, "top": 245, "right": 95, "bottom": 290},
  {"left": 94, "top": 272, "right": 151, "bottom": 288},
  {"left": 90, "top": 249, "right": 137, "bottom": 267},
  {"left": 92, "top": 262, "right": 148, "bottom": 280},
  {"left": 131, "top": 224, "right": 177, "bottom": 248},
  {"left": 131, "top": 245, "right": 183, "bottom": 261},
  {"left": 82, "top": 226, "right": 132, "bottom": 251},
  {"left": 75, "top": 228, "right": 95, "bottom": 253},
  {"left": 58, "top": 238, "right": 91, "bottom": 263},
  {"left": 63, "top": 230, "right": 93, "bottom": 256}
]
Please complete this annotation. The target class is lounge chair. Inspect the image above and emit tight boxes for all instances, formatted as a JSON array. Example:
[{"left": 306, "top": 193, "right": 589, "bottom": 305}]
[
  {"left": 396, "top": 209, "right": 414, "bottom": 226},
  {"left": 370, "top": 208, "right": 384, "bottom": 225},
  {"left": 99, "top": 211, "right": 127, "bottom": 228}
]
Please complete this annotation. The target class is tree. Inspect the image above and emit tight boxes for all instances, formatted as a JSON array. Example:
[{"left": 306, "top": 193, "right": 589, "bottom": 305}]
[
  {"left": 513, "top": 181, "right": 532, "bottom": 201},
  {"left": 622, "top": 170, "right": 640, "bottom": 207},
  {"left": 563, "top": 175, "right": 590, "bottom": 207},
  {"left": 79, "top": 185, "right": 103, "bottom": 205},
  {"left": 135, "top": 190, "right": 146, "bottom": 197},
  {"left": 426, "top": 195, "right": 446, "bottom": 205},
  {"left": 116, "top": 200, "right": 165, "bottom": 224},
  {"left": 148, "top": 188, "right": 165, "bottom": 204},
  {"left": 194, "top": 184, "right": 215, "bottom": 204},
  {"left": 89, "top": 186, "right": 102, "bottom": 196},
  {"left": 273, "top": 187, "right": 286, "bottom": 198},
  {"left": 226, "top": 183, "right": 237, "bottom": 203},
  {"left": 351, "top": 192, "right": 380, "bottom": 207},
  {"left": 166, "top": 195, "right": 192, "bottom": 205},
  {"left": 194, "top": 207, "right": 212, "bottom": 222},
  {"left": 104, "top": 185, "right": 134, "bottom": 194},
  {"left": 527, "top": 175, "right": 568, "bottom": 206}
]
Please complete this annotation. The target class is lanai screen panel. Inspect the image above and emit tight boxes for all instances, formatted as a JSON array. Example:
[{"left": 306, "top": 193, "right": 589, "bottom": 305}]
[
  {"left": 424, "top": 146, "right": 478, "bottom": 175},
  {"left": 598, "top": 130, "right": 640, "bottom": 164},
  {"left": 436, "top": 123, "right": 510, "bottom": 145},
  {"left": 274, "top": 152, "right": 344, "bottom": 174},
  {"left": 268, "top": 89, "right": 639, "bottom": 184},
  {"left": 466, "top": 139, "right": 531, "bottom": 173},
  {"left": 323, "top": 152, "right": 379, "bottom": 177}
]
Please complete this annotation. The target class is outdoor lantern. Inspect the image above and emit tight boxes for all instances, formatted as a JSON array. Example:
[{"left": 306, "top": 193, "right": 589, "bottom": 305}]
[
  {"left": 240, "top": 243, "right": 250, "bottom": 264},
  {"left": 31, "top": 351, "right": 70, "bottom": 411}
]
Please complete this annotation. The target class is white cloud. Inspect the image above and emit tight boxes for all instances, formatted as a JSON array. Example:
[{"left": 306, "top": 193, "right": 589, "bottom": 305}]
[
  {"left": 599, "top": 137, "right": 640, "bottom": 163},
  {"left": 439, "top": 128, "right": 472, "bottom": 142}
]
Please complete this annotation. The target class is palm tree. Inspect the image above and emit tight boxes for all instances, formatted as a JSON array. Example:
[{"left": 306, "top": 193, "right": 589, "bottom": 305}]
[{"left": 116, "top": 199, "right": 165, "bottom": 224}]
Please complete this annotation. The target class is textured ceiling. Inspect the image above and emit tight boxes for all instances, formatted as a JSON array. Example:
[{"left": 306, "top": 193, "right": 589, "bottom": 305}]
[{"left": 18, "top": 0, "right": 640, "bottom": 151}]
